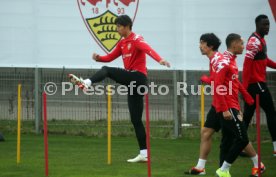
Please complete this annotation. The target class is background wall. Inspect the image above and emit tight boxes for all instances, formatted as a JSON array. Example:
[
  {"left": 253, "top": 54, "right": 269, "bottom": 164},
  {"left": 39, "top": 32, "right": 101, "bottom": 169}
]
[{"left": 0, "top": 0, "right": 275, "bottom": 70}]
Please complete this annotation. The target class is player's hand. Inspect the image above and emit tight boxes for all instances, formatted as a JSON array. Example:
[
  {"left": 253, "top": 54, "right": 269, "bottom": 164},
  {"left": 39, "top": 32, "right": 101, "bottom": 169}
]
[
  {"left": 239, "top": 110, "right": 243, "bottom": 116},
  {"left": 223, "top": 110, "right": 232, "bottom": 120},
  {"left": 159, "top": 59, "right": 170, "bottom": 68},
  {"left": 200, "top": 75, "right": 210, "bottom": 84},
  {"left": 244, "top": 95, "right": 254, "bottom": 105},
  {"left": 238, "top": 111, "right": 243, "bottom": 121},
  {"left": 92, "top": 53, "right": 100, "bottom": 61}
]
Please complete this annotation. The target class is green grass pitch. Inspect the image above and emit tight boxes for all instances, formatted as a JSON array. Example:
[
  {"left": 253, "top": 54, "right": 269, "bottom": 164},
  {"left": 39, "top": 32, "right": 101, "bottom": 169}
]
[{"left": 0, "top": 133, "right": 275, "bottom": 177}]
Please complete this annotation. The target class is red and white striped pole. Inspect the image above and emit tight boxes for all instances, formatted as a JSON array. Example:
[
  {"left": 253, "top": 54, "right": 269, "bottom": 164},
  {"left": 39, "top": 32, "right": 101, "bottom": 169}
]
[
  {"left": 256, "top": 94, "right": 261, "bottom": 177},
  {"left": 145, "top": 94, "right": 151, "bottom": 177},
  {"left": 43, "top": 92, "right": 49, "bottom": 176}
]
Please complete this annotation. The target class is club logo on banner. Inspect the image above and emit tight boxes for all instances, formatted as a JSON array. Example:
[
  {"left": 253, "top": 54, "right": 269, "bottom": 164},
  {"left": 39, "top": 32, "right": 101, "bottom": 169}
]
[{"left": 77, "top": 0, "right": 139, "bottom": 53}]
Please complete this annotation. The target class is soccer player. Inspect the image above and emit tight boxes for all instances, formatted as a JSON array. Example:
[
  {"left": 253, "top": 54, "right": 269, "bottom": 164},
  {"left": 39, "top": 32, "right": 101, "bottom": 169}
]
[
  {"left": 215, "top": 33, "right": 255, "bottom": 177},
  {"left": 242, "top": 14, "right": 276, "bottom": 157},
  {"left": 186, "top": 34, "right": 264, "bottom": 176},
  {"left": 69, "top": 15, "right": 170, "bottom": 163},
  {"left": 185, "top": 33, "right": 223, "bottom": 175}
]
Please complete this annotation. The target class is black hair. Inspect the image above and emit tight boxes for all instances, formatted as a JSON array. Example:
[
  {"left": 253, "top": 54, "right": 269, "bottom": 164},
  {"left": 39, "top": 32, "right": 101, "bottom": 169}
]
[
  {"left": 226, "top": 33, "right": 241, "bottom": 48},
  {"left": 115, "top": 15, "right": 133, "bottom": 30},
  {"left": 255, "top": 14, "right": 268, "bottom": 25},
  {"left": 200, "top": 33, "right": 221, "bottom": 51}
]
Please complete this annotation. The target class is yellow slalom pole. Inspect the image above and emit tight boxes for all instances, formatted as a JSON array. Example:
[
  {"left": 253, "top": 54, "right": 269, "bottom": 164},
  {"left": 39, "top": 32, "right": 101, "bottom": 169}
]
[
  {"left": 200, "top": 85, "right": 205, "bottom": 129},
  {"left": 107, "top": 85, "right": 112, "bottom": 165},
  {"left": 17, "top": 84, "right": 22, "bottom": 164}
]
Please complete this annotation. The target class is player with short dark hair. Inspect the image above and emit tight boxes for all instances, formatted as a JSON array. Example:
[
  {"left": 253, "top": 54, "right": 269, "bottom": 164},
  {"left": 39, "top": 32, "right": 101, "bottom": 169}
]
[
  {"left": 69, "top": 14, "right": 170, "bottom": 163},
  {"left": 115, "top": 14, "right": 133, "bottom": 30},
  {"left": 185, "top": 33, "right": 223, "bottom": 175},
  {"left": 215, "top": 33, "right": 254, "bottom": 177}
]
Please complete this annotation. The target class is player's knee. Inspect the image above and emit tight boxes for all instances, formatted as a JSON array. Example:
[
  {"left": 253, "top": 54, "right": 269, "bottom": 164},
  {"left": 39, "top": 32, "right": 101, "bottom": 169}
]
[
  {"left": 131, "top": 118, "right": 143, "bottom": 127},
  {"left": 101, "top": 66, "right": 109, "bottom": 71},
  {"left": 101, "top": 66, "right": 109, "bottom": 75},
  {"left": 201, "top": 128, "right": 214, "bottom": 140}
]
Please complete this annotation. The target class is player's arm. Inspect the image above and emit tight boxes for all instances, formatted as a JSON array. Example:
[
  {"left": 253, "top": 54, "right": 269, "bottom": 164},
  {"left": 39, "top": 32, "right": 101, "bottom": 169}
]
[
  {"left": 267, "top": 58, "right": 276, "bottom": 69},
  {"left": 135, "top": 37, "right": 170, "bottom": 67},
  {"left": 242, "top": 37, "right": 261, "bottom": 89},
  {"left": 238, "top": 80, "right": 254, "bottom": 105},
  {"left": 242, "top": 58, "right": 253, "bottom": 89},
  {"left": 93, "top": 42, "right": 122, "bottom": 62}
]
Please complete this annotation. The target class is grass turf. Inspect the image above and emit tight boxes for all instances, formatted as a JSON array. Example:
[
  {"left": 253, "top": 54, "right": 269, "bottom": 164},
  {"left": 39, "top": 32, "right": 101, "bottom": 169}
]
[{"left": 0, "top": 133, "right": 275, "bottom": 177}]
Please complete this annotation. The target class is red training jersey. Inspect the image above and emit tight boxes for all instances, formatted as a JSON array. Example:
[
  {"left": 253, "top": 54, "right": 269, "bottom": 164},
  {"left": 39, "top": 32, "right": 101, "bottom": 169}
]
[
  {"left": 202, "top": 51, "right": 254, "bottom": 112},
  {"left": 200, "top": 51, "right": 224, "bottom": 107},
  {"left": 242, "top": 32, "right": 276, "bottom": 89},
  {"left": 99, "top": 32, "right": 162, "bottom": 76},
  {"left": 214, "top": 51, "right": 241, "bottom": 112}
]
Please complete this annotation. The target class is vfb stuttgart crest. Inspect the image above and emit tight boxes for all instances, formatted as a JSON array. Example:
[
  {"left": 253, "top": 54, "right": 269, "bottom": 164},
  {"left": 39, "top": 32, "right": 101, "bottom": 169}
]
[{"left": 78, "top": 0, "right": 139, "bottom": 53}]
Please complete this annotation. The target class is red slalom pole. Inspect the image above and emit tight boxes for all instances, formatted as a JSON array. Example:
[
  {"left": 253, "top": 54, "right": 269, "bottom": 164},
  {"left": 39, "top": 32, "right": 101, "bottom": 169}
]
[
  {"left": 43, "top": 92, "right": 49, "bottom": 176},
  {"left": 256, "top": 94, "right": 261, "bottom": 177},
  {"left": 145, "top": 94, "right": 151, "bottom": 177}
]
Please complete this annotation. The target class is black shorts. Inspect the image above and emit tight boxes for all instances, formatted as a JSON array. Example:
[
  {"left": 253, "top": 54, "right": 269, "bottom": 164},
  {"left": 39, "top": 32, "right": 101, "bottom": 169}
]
[{"left": 204, "top": 106, "right": 221, "bottom": 132}]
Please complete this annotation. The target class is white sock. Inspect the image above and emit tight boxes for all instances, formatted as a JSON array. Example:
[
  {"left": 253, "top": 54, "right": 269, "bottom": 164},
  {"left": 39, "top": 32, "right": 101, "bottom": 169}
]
[
  {"left": 83, "top": 79, "right": 92, "bottom": 87},
  {"left": 251, "top": 155, "right": 258, "bottom": 168},
  {"left": 195, "top": 159, "right": 206, "bottom": 169},
  {"left": 273, "top": 141, "right": 276, "bottom": 151},
  {"left": 221, "top": 161, "right": 231, "bottom": 171},
  {"left": 140, "top": 149, "right": 147, "bottom": 157}
]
